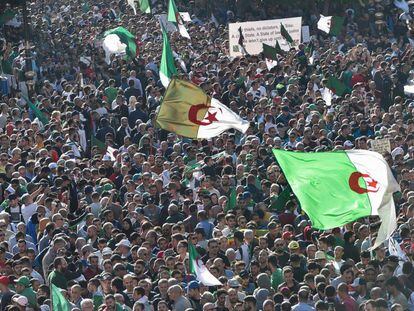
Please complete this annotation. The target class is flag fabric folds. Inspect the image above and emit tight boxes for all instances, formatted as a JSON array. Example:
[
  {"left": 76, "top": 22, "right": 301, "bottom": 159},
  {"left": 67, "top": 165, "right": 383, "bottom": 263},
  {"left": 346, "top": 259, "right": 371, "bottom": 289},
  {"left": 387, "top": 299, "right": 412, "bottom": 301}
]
[
  {"left": 102, "top": 27, "right": 137, "bottom": 64},
  {"left": 156, "top": 79, "right": 249, "bottom": 139},
  {"left": 139, "top": 0, "right": 151, "bottom": 13},
  {"left": 326, "top": 76, "right": 348, "bottom": 96},
  {"left": 262, "top": 43, "right": 278, "bottom": 61},
  {"left": 91, "top": 135, "right": 106, "bottom": 152},
  {"left": 317, "top": 15, "right": 345, "bottom": 37},
  {"left": 160, "top": 28, "right": 178, "bottom": 88},
  {"left": 280, "top": 23, "right": 293, "bottom": 44},
  {"left": 225, "top": 188, "right": 237, "bottom": 212},
  {"left": 127, "top": 0, "right": 137, "bottom": 14},
  {"left": 167, "top": 0, "right": 190, "bottom": 39},
  {"left": 273, "top": 149, "right": 400, "bottom": 249},
  {"left": 51, "top": 284, "right": 72, "bottom": 311},
  {"left": 189, "top": 243, "right": 222, "bottom": 286}
]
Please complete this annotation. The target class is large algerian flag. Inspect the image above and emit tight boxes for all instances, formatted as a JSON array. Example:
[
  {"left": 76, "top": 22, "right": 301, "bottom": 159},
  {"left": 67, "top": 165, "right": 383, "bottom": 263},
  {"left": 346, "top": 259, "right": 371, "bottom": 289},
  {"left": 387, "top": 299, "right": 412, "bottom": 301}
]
[
  {"left": 160, "top": 27, "right": 178, "bottom": 88},
  {"left": 102, "top": 27, "right": 137, "bottom": 64},
  {"left": 156, "top": 79, "right": 249, "bottom": 139},
  {"left": 167, "top": 0, "right": 190, "bottom": 39},
  {"left": 273, "top": 149, "right": 400, "bottom": 249},
  {"left": 317, "top": 15, "right": 345, "bottom": 37},
  {"left": 51, "top": 284, "right": 72, "bottom": 311},
  {"left": 189, "top": 243, "right": 222, "bottom": 286}
]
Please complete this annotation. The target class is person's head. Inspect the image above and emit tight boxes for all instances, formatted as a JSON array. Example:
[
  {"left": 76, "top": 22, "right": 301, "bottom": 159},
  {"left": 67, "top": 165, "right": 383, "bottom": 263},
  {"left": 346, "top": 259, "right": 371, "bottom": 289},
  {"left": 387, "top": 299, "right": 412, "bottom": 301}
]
[
  {"left": 187, "top": 281, "right": 201, "bottom": 299},
  {"left": 167, "top": 284, "right": 182, "bottom": 302},
  {"left": 337, "top": 283, "right": 349, "bottom": 300},
  {"left": 54, "top": 257, "right": 68, "bottom": 272},
  {"left": 375, "top": 298, "right": 389, "bottom": 311},
  {"left": 385, "top": 276, "right": 401, "bottom": 295},
  {"left": 80, "top": 298, "right": 94, "bottom": 311}
]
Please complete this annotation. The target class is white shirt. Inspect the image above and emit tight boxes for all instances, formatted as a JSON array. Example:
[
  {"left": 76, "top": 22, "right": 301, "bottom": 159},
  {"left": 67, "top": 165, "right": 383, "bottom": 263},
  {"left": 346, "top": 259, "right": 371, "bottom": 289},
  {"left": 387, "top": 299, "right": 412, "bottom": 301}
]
[{"left": 22, "top": 203, "right": 37, "bottom": 224}]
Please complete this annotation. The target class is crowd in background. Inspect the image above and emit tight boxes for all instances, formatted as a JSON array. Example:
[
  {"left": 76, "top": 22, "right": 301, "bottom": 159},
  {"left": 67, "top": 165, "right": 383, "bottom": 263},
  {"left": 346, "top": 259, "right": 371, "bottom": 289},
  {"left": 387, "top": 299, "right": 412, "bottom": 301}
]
[{"left": 0, "top": 0, "right": 413, "bottom": 310}]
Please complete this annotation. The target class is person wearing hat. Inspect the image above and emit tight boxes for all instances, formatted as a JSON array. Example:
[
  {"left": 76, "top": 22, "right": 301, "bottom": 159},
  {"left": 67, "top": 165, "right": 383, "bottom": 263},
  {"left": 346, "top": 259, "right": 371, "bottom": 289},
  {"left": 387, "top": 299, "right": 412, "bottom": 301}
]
[
  {"left": 12, "top": 295, "right": 29, "bottom": 310},
  {"left": 14, "top": 275, "right": 37, "bottom": 308},
  {"left": 115, "top": 239, "right": 132, "bottom": 260},
  {"left": 187, "top": 280, "right": 202, "bottom": 311},
  {"left": 0, "top": 275, "right": 14, "bottom": 310},
  {"left": 351, "top": 278, "right": 369, "bottom": 305}
]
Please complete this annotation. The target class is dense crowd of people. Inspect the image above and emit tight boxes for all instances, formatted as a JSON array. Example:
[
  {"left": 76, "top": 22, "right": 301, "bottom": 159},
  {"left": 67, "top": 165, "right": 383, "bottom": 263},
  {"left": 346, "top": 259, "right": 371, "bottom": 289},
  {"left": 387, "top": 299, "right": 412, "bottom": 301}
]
[{"left": 0, "top": 0, "right": 413, "bottom": 310}]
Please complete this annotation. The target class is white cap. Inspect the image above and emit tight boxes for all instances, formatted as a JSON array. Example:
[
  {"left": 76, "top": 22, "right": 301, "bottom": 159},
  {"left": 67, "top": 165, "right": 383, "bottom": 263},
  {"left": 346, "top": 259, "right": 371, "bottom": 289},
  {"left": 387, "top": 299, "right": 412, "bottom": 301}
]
[
  {"left": 116, "top": 239, "right": 131, "bottom": 248},
  {"left": 391, "top": 147, "right": 404, "bottom": 159},
  {"left": 48, "top": 162, "right": 58, "bottom": 169},
  {"left": 102, "top": 154, "right": 112, "bottom": 161},
  {"left": 102, "top": 247, "right": 112, "bottom": 256},
  {"left": 12, "top": 295, "right": 28, "bottom": 306}
]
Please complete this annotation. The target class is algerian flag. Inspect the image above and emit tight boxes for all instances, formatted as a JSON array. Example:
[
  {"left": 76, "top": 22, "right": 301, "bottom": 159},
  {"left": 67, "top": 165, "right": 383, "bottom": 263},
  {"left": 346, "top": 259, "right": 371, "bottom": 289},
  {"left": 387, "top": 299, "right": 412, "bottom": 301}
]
[
  {"left": 127, "top": 0, "right": 137, "bottom": 14},
  {"left": 139, "top": 0, "right": 151, "bottom": 13},
  {"left": 156, "top": 79, "right": 249, "bottom": 139},
  {"left": 51, "top": 284, "right": 72, "bottom": 311},
  {"left": 106, "top": 146, "right": 117, "bottom": 161},
  {"left": 317, "top": 15, "right": 345, "bottom": 37},
  {"left": 189, "top": 243, "right": 222, "bottom": 286},
  {"left": 273, "top": 149, "right": 400, "bottom": 249},
  {"left": 326, "top": 76, "right": 348, "bottom": 96},
  {"left": 91, "top": 135, "right": 106, "bottom": 152},
  {"left": 167, "top": 0, "right": 190, "bottom": 39},
  {"left": 280, "top": 23, "right": 293, "bottom": 44},
  {"left": 262, "top": 43, "right": 278, "bottom": 70},
  {"left": 102, "top": 27, "right": 137, "bottom": 64},
  {"left": 160, "top": 28, "right": 178, "bottom": 88}
]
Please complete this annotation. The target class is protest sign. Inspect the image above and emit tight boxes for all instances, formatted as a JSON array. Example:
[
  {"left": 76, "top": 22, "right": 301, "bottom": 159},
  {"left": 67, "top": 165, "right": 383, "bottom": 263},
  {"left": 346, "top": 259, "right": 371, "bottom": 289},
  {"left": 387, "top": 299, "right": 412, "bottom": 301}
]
[
  {"left": 302, "top": 25, "right": 310, "bottom": 43},
  {"left": 370, "top": 138, "right": 391, "bottom": 154},
  {"left": 228, "top": 17, "right": 302, "bottom": 57}
]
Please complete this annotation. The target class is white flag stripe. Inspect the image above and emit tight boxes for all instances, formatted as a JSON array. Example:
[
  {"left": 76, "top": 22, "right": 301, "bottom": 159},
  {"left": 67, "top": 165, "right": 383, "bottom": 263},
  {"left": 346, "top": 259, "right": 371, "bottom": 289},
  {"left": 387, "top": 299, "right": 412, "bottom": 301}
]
[
  {"left": 191, "top": 258, "right": 222, "bottom": 286},
  {"left": 197, "top": 98, "right": 250, "bottom": 138},
  {"left": 317, "top": 15, "right": 332, "bottom": 34},
  {"left": 346, "top": 150, "right": 400, "bottom": 249}
]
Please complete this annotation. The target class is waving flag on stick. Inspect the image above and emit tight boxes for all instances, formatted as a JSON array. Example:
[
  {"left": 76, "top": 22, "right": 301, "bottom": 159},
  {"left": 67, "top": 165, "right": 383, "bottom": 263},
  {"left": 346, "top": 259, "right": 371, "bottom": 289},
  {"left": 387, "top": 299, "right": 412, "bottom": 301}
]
[
  {"left": 189, "top": 243, "right": 222, "bottom": 286},
  {"left": 238, "top": 27, "right": 249, "bottom": 56},
  {"left": 167, "top": 0, "right": 190, "bottom": 39}
]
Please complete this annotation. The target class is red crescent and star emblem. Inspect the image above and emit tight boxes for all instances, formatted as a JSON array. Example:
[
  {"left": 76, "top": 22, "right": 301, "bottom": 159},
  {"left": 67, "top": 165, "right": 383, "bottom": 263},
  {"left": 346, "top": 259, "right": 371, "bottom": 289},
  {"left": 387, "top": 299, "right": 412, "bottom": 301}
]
[
  {"left": 188, "top": 104, "right": 221, "bottom": 126},
  {"left": 349, "top": 172, "right": 379, "bottom": 194}
]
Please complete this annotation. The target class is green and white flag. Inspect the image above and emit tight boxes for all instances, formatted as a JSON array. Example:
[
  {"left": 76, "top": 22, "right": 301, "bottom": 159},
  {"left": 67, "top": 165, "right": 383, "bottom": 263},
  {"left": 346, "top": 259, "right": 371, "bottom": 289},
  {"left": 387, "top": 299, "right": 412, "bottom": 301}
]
[
  {"left": 102, "top": 27, "right": 137, "bottom": 64},
  {"left": 51, "top": 284, "right": 72, "bottom": 311},
  {"left": 189, "top": 243, "right": 222, "bottom": 286},
  {"left": 160, "top": 27, "right": 178, "bottom": 88},
  {"left": 317, "top": 15, "right": 345, "bottom": 37},
  {"left": 127, "top": 0, "right": 137, "bottom": 14},
  {"left": 273, "top": 149, "right": 400, "bottom": 249},
  {"left": 167, "top": 0, "right": 190, "bottom": 39},
  {"left": 139, "top": 0, "right": 151, "bottom": 13}
]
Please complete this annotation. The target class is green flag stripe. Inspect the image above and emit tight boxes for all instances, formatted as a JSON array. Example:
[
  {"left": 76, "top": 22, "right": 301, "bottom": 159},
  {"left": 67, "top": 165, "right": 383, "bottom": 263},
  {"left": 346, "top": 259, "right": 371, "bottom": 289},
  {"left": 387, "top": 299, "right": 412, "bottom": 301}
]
[
  {"left": 188, "top": 243, "right": 198, "bottom": 274},
  {"left": 273, "top": 150, "right": 371, "bottom": 229}
]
